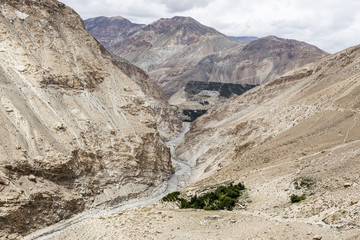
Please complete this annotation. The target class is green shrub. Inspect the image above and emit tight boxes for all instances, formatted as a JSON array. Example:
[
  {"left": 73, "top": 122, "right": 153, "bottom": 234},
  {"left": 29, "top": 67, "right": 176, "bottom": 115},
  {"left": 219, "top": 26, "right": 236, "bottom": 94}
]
[
  {"left": 162, "top": 191, "right": 180, "bottom": 202},
  {"left": 290, "top": 194, "right": 306, "bottom": 203},
  {"left": 163, "top": 182, "right": 245, "bottom": 211},
  {"left": 300, "top": 178, "right": 314, "bottom": 188},
  {"left": 294, "top": 177, "right": 315, "bottom": 190},
  {"left": 179, "top": 198, "right": 191, "bottom": 209}
]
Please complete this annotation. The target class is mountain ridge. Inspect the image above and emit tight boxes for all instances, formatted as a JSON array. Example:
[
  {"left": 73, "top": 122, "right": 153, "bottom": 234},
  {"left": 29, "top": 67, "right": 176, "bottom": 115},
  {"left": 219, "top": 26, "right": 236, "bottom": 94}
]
[
  {"left": 85, "top": 15, "right": 328, "bottom": 112},
  {"left": 230, "top": 36, "right": 258, "bottom": 43}
]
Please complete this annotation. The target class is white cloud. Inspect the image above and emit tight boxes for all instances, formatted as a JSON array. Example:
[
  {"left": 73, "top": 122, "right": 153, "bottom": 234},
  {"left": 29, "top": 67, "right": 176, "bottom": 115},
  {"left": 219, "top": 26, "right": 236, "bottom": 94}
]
[
  {"left": 61, "top": 0, "right": 360, "bottom": 53},
  {"left": 153, "top": 0, "right": 212, "bottom": 13}
]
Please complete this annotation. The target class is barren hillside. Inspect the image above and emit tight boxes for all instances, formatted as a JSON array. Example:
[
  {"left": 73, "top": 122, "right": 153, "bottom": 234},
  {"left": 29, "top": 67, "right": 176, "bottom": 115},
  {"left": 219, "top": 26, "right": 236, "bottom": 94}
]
[
  {"left": 2, "top": 1, "right": 359, "bottom": 240},
  {"left": 48, "top": 45, "right": 360, "bottom": 240},
  {"left": 174, "top": 44, "right": 360, "bottom": 237},
  {"left": 0, "top": 0, "right": 180, "bottom": 239}
]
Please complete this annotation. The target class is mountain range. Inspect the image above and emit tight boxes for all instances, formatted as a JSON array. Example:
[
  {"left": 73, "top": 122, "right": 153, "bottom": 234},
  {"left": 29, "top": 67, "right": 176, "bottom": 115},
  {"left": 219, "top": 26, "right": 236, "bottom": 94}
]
[
  {"left": 85, "top": 16, "right": 328, "bottom": 110},
  {"left": 1, "top": 1, "right": 360, "bottom": 239}
]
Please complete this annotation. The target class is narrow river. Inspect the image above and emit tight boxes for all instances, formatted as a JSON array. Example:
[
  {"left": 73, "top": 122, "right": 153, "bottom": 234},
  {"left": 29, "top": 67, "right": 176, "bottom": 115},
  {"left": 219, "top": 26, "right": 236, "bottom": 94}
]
[{"left": 23, "top": 122, "right": 192, "bottom": 240}]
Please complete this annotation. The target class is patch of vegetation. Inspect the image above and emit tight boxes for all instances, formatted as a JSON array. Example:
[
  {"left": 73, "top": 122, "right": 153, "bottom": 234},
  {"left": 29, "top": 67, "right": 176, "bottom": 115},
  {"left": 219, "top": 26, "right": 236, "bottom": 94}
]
[
  {"left": 300, "top": 178, "right": 315, "bottom": 188},
  {"left": 162, "top": 183, "right": 245, "bottom": 211},
  {"left": 183, "top": 109, "right": 207, "bottom": 122},
  {"left": 162, "top": 191, "right": 181, "bottom": 202},
  {"left": 290, "top": 194, "right": 306, "bottom": 203},
  {"left": 185, "top": 81, "right": 257, "bottom": 98},
  {"left": 294, "top": 177, "right": 315, "bottom": 190}
]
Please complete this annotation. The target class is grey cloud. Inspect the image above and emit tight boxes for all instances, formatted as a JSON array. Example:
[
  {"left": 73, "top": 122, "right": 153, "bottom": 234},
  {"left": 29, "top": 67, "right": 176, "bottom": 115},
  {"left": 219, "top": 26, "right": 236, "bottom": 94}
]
[
  {"left": 154, "top": 0, "right": 212, "bottom": 13},
  {"left": 61, "top": 0, "right": 360, "bottom": 53}
]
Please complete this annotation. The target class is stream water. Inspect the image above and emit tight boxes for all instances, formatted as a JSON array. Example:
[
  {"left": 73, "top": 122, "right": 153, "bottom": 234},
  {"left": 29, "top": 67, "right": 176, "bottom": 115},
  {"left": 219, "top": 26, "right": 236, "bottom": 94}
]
[{"left": 23, "top": 122, "right": 192, "bottom": 240}]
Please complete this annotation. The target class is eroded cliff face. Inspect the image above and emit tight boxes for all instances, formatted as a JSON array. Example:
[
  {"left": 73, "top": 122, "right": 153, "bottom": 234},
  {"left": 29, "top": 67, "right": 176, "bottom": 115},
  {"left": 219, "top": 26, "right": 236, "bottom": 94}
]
[{"left": 0, "top": 0, "right": 180, "bottom": 238}]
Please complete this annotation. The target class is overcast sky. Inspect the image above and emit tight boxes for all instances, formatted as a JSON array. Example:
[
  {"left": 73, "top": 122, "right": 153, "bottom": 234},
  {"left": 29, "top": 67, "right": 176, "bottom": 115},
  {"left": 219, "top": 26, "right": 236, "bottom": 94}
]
[{"left": 61, "top": 0, "right": 360, "bottom": 53}]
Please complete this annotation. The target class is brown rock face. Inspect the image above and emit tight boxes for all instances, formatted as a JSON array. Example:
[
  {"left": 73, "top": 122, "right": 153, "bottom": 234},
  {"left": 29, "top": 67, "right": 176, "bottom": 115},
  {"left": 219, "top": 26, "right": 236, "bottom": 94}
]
[
  {"left": 85, "top": 16, "right": 328, "bottom": 105},
  {"left": 0, "top": 0, "right": 180, "bottom": 238}
]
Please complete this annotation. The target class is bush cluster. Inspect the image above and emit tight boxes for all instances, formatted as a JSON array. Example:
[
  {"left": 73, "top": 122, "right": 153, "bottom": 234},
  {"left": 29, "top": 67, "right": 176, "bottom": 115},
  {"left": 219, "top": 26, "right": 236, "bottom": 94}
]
[
  {"left": 162, "top": 192, "right": 181, "bottom": 202},
  {"left": 162, "top": 183, "right": 245, "bottom": 211},
  {"left": 300, "top": 178, "right": 314, "bottom": 188},
  {"left": 290, "top": 194, "right": 306, "bottom": 203},
  {"left": 294, "top": 177, "right": 315, "bottom": 189}
]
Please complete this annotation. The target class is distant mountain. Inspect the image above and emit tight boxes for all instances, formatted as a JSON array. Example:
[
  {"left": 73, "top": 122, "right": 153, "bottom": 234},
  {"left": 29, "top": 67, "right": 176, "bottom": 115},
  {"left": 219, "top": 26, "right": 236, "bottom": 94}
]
[
  {"left": 84, "top": 16, "right": 144, "bottom": 51},
  {"left": 84, "top": 16, "right": 242, "bottom": 106},
  {"left": 230, "top": 36, "right": 258, "bottom": 43},
  {"left": 85, "top": 16, "right": 328, "bottom": 111},
  {"left": 85, "top": 16, "right": 239, "bottom": 73},
  {"left": 175, "top": 35, "right": 328, "bottom": 87}
]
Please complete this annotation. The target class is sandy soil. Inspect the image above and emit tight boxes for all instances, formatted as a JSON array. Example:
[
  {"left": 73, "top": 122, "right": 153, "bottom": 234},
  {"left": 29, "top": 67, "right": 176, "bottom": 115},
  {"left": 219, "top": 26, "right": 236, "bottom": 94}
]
[{"left": 50, "top": 205, "right": 360, "bottom": 240}]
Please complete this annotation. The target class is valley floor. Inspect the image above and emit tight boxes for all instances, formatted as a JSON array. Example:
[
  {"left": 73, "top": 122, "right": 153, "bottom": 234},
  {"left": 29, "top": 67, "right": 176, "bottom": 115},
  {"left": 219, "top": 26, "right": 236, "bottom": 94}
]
[{"left": 48, "top": 205, "right": 360, "bottom": 240}]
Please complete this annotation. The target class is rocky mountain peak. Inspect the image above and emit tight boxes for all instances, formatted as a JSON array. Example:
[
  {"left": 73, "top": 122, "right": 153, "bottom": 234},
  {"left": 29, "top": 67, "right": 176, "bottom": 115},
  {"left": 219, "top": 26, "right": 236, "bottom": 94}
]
[
  {"left": 172, "top": 16, "right": 196, "bottom": 21},
  {"left": 85, "top": 16, "right": 143, "bottom": 31},
  {"left": 84, "top": 16, "right": 144, "bottom": 49},
  {"left": 157, "top": 16, "right": 196, "bottom": 23},
  {"left": 151, "top": 16, "right": 221, "bottom": 36}
]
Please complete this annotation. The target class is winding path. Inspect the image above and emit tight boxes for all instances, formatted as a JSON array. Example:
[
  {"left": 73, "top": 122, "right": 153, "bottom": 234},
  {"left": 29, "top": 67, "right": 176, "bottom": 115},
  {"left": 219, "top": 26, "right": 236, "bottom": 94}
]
[{"left": 23, "top": 122, "right": 192, "bottom": 240}]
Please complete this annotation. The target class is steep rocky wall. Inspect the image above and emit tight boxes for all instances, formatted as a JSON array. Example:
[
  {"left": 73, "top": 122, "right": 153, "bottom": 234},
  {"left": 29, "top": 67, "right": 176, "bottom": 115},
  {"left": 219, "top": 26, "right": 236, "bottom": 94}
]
[{"left": 0, "top": 1, "right": 180, "bottom": 239}]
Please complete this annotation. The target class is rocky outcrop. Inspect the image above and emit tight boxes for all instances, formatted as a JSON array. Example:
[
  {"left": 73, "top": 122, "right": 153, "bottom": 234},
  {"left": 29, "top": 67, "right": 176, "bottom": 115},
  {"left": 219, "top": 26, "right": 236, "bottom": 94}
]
[{"left": 0, "top": 0, "right": 180, "bottom": 238}]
